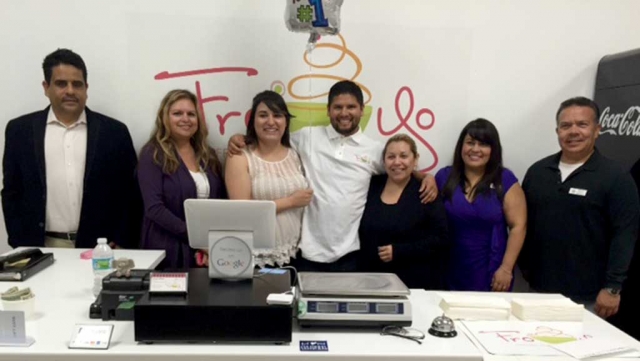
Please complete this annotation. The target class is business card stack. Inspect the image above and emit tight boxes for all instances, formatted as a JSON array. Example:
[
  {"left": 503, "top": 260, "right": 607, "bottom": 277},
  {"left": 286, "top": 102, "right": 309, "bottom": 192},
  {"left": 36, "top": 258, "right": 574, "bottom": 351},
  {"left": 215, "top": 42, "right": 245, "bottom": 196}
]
[
  {"left": 511, "top": 297, "right": 584, "bottom": 321},
  {"left": 439, "top": 294, "right": 511, "bottom": 320}
]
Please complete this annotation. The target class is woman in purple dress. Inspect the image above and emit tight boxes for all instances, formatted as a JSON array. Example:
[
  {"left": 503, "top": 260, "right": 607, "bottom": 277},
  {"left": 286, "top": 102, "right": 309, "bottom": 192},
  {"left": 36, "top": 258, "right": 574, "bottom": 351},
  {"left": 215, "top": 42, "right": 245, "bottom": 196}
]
[
  {"left": 138, "top": 89, "right": 226, "bottom": 269},
  {"left": 435, "top": 119, "right": 526, "bottom": 292}
]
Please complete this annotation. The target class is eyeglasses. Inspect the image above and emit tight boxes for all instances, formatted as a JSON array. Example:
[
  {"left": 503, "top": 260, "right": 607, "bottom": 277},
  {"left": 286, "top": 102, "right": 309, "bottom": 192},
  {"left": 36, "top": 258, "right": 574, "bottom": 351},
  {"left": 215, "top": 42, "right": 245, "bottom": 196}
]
[{"left": 381, "top": 325, "right": 426, "bottom": 344}]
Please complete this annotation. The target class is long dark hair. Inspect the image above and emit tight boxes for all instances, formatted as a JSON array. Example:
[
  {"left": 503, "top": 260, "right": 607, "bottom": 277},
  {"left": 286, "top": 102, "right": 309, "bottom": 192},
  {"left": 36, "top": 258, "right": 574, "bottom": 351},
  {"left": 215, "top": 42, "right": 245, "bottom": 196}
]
[
  {"left": 245, "top": 90, "right": 292, "bottom": 147},
  {"left": 443, "top": 118, "right": 504, "bottom": 202}
]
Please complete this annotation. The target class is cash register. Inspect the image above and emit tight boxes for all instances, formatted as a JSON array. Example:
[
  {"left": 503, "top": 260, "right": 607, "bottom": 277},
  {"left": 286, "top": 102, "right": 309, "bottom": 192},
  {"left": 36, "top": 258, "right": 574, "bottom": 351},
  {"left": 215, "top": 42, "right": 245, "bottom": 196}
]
[
  {"left": 133, "top": 199, "right": 293, "bottom": 344},
  {"left": 134, "top": 268, "right": 292, "bottom": 344}
]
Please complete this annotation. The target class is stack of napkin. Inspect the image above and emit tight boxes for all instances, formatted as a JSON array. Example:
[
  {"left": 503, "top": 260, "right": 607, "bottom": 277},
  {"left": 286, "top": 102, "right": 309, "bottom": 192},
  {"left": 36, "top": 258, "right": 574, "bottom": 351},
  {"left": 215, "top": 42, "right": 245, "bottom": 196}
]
[
  {"left": 439, "top": 294, "right": 511, "bottom": 320},
  {"left": 511, "top": 297, "right": 584, "bottom": 321}
]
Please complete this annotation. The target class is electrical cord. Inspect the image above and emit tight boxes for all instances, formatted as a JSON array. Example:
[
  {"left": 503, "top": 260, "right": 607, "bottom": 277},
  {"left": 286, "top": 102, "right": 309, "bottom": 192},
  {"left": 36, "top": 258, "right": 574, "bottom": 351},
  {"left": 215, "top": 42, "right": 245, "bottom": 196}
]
[{"left": 380, "top": 325, "right": 426, "bottom": 345}]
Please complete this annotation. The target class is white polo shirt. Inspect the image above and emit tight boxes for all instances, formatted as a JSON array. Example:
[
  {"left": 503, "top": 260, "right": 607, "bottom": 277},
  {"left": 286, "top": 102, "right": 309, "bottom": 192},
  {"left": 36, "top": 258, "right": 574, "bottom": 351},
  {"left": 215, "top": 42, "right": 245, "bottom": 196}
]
[
  {"left": 291, "top": 125, "right": 384, "bottom": 263},
  {"left": 44, "top": 108, "right": 87, "bottom": 233}
]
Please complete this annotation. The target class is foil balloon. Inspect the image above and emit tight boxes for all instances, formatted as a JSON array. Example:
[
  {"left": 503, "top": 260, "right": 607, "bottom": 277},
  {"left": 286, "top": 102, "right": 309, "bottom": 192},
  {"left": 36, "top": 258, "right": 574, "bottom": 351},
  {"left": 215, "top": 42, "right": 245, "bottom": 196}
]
[{"left": 285, "top": 0, "right": 343, "bottom": 50}]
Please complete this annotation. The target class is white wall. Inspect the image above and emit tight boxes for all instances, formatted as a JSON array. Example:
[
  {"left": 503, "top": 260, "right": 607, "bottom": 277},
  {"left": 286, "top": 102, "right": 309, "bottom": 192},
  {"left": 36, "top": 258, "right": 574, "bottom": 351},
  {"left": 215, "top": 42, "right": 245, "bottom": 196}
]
[{"left": 0, "top": 0, "right": 638, "bottom": 253}]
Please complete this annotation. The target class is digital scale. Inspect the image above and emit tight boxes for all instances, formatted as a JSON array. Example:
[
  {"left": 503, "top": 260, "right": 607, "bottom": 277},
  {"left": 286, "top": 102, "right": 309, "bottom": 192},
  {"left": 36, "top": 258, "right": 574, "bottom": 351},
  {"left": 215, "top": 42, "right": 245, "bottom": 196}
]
[{"left": 296, "top": 272, "right": 412, "bottom": 327}]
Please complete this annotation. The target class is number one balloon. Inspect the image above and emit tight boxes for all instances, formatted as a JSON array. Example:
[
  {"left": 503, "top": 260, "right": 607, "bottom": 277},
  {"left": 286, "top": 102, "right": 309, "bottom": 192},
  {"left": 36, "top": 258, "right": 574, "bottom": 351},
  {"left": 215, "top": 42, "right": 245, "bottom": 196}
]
[{"left": 285, "top": 0, "right": 344, "bottom": 51}]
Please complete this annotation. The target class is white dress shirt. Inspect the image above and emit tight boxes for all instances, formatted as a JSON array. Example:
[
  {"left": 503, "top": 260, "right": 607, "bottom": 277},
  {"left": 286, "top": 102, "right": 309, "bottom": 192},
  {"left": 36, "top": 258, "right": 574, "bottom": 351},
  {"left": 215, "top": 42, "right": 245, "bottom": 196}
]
[
  {"left": 44, "top": 108, "right": 87, "bottom": 233},
  {"left": 291, "top": 125, "right": 385, "bottom": 262}
]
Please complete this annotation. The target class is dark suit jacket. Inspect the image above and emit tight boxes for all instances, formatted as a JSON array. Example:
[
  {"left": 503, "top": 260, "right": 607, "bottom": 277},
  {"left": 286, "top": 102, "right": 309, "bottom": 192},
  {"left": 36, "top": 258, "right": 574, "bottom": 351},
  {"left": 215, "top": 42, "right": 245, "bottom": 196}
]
[{"left": 2, "top": 107, "right": 141, "bottom": 249}]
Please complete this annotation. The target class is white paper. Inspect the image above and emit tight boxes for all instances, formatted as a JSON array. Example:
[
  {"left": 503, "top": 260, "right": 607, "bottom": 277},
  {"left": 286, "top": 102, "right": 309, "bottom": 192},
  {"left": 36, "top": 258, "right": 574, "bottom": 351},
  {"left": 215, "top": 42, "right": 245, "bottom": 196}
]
[
  {"left": 0, "top": 311, "right": 34, "bottom": 347},
  {"left": 511, "top": 297, "right": 584, "bottom": 322},
  {"left": 461, "top": 321, "right": 640, "bottom": 358},
  {"left": 551, "top": 337, "right": 637, "bottom": 359},
  {"left": 462, "top": 321, "right": 580, "bottom": 356},
  {"left": 439, "top": 293, "right": 511, "bottom": 309},
  {"left": 442, "top": 306, "right": 510, "bottom": 321},
  {"left": 149, "top": 272, "right": 188, "bottom": 293},
  {"left": 0, "top": 311, "right": 26, "bottom": 343},
  {"left": 68, "top": 324, "right": 113, "bottom": 349}
]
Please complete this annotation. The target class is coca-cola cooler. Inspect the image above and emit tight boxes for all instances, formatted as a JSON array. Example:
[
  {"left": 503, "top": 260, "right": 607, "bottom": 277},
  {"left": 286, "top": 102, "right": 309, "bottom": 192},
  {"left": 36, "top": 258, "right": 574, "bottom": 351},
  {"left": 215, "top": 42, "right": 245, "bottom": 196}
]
[
  {"left": 594, "top": 48, "right": 640, "bottom": 340},
  {"left": 595, "top": 48, "right": 640, "bottom": 170}
]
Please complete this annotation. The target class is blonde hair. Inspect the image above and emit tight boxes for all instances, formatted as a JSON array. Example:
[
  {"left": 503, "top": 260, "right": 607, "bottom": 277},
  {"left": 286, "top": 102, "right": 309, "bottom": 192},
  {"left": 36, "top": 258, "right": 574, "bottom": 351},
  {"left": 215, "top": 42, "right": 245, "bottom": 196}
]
[
  {"left": 145, "top": 89, "right": 221, "bottom": 175},
  {"left": 383, "top": 133, "right": 418, "bottom": 158}
]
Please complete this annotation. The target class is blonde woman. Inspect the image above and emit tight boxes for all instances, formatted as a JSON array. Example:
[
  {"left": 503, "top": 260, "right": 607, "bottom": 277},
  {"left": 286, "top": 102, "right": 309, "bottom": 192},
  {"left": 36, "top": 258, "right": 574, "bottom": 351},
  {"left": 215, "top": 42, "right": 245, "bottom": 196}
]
[{"left": 138, "top": 89, "right": 225, "bottom": 269}]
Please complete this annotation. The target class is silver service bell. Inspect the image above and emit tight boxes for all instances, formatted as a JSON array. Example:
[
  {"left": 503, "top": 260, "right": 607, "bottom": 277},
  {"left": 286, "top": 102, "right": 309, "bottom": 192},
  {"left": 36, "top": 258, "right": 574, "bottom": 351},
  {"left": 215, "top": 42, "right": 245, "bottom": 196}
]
[{"left": 428, "top": 314, "right": 457, "bottom": 338}]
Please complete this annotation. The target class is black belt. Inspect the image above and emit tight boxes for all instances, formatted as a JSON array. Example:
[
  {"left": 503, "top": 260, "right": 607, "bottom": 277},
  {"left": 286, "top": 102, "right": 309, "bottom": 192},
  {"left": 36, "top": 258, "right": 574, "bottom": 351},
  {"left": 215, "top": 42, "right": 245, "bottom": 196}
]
[{"left": 45, "top": 231, "right": 77, "bottom": 241}]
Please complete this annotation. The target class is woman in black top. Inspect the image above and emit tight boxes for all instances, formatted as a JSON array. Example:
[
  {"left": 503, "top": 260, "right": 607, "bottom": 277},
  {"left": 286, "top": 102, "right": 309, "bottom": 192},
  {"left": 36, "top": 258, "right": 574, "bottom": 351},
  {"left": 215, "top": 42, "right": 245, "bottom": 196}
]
[{"left": 359, "top": 134, "right": 449, "bottom": 289}]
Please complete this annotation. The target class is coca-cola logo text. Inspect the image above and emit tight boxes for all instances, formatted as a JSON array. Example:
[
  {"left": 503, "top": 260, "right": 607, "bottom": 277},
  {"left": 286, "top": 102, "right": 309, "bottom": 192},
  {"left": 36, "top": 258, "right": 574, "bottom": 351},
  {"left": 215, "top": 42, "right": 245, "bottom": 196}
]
[{"left": 599, "top": 106, "right": 640, "bottom": 136}]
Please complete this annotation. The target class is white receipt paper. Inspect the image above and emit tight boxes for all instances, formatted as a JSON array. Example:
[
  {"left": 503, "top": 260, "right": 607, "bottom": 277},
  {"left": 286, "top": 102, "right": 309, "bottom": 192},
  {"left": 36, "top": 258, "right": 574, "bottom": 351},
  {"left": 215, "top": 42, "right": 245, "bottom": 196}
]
[
  {"left": 149, "top": 272, "right": 188, "bottom": 293},
  {"left": 69, "top": 324, "right": 114, "bottom": 350}
]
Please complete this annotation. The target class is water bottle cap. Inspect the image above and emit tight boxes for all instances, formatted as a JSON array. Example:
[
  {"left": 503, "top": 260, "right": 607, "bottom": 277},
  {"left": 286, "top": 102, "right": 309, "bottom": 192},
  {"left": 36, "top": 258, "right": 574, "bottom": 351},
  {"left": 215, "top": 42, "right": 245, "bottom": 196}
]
[{"left": 97, "top": 238, "right": 108, "bottom": 244}]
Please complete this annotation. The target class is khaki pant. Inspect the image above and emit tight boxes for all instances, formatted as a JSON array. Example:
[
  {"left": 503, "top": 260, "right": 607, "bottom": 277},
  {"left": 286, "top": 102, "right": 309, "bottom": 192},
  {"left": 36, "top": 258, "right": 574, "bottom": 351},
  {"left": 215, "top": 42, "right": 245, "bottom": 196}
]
[{"left": 44, "top": 236, "right": 75, "bottom": 248}]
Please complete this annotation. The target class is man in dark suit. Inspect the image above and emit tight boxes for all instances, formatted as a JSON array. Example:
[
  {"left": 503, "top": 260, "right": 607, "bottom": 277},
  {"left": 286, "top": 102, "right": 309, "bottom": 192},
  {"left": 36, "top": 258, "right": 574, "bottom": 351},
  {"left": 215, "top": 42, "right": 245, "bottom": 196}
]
[{"left": 1, "top": 48, "right": 140, "bottom": 249}]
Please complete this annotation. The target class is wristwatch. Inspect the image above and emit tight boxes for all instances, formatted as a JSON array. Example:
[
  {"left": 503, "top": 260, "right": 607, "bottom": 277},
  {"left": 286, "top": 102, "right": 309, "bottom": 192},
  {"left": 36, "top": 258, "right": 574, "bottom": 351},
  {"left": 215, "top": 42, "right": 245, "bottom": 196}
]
[{"left": 605, "top": 287, "right": 621, "bottom": 296}]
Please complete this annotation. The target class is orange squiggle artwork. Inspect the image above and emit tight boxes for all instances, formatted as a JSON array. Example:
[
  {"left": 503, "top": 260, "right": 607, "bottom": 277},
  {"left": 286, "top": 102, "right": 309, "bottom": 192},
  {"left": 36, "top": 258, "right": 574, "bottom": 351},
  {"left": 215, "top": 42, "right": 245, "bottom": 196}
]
[
  {"left": 285, "top": 34, "right": 373, "bottom": 131},
  {"left": 287, "top": 34, "right": 371, "bottom": 105}
]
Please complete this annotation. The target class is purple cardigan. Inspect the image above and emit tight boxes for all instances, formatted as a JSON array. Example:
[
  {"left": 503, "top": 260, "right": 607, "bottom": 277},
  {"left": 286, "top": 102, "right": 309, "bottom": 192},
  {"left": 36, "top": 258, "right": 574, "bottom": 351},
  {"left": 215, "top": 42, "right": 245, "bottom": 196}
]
[{"left": 137, "top": 145, "right": 226, "bottom": 269}]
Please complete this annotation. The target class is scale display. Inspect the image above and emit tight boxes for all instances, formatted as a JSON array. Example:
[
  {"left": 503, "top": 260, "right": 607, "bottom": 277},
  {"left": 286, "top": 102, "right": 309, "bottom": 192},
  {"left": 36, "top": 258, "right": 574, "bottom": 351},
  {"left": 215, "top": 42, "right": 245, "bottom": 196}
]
[{"left": 308, "top": 301, "right": 405, "bottom": 314}]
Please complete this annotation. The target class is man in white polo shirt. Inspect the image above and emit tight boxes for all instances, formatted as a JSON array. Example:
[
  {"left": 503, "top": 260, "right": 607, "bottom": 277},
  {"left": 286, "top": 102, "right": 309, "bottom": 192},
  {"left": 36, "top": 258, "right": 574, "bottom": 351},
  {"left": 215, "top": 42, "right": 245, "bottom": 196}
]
[{"left": 229, "top": 80, "right": 436, "bottom": 271}]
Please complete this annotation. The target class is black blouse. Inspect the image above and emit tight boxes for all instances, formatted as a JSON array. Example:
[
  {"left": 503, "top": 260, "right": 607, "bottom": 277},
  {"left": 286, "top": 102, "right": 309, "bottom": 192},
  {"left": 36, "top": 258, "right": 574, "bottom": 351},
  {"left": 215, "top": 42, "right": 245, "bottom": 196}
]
[{"left": 358, "top": 174, "right": 450, "bottom": 289}]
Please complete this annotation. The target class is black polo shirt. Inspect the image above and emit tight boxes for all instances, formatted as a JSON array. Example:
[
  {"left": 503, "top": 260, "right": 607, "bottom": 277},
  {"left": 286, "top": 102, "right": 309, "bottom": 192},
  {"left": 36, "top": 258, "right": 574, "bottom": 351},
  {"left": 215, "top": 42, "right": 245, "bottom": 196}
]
[{"left": 520, "top": 149, "right": 639, "bottom": 301}]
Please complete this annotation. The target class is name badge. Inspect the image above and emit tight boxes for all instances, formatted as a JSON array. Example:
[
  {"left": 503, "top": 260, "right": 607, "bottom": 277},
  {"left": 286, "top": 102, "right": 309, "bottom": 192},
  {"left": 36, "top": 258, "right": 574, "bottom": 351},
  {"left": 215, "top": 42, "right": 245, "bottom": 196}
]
[{"left": 569, "top": 188, "right": 587, "bottom": 197}]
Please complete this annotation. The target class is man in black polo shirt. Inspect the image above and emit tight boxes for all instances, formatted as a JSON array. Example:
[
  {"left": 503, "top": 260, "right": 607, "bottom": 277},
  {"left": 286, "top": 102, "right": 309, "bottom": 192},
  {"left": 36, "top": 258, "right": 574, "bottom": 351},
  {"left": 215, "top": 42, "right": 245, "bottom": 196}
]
[{"left": 520, "top": 96, "right": 639, "bottom": 318}]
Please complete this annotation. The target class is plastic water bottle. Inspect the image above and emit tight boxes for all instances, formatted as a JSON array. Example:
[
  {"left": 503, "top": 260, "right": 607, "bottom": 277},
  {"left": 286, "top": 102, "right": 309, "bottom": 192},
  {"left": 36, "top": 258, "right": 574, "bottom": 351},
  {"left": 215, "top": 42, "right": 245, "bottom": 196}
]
[{"left": 92, "top": 238, "right": 114, "bottom": 297}]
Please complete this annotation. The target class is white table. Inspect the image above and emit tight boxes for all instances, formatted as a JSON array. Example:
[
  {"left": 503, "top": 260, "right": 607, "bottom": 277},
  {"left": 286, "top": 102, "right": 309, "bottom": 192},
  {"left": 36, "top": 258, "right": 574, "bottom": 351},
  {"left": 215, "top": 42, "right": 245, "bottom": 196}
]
[
  {"left": 0, "top": 248, "right": 165, "bottom": 361},
  {"left": 416, "top": 292, "right": 640, "bottom": 361},
  {"left": 0, "top": 249, "right": 637, "bottom": 361}
]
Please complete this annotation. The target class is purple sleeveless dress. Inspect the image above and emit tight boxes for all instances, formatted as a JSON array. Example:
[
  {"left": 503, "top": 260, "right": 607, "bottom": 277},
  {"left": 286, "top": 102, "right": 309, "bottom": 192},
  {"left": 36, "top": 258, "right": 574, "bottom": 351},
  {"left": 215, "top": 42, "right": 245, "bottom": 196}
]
[{"left": 435, "top": 166, "right": 518, "bottom": 291}]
